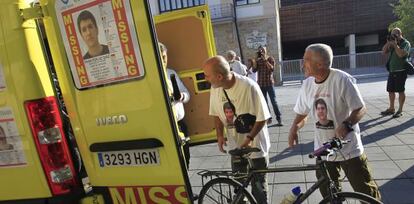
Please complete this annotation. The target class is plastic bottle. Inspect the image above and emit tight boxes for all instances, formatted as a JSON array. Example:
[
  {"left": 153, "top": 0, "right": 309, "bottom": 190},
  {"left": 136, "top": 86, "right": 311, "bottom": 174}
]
[{"left": 280, "top": 186, "right": 301, "bottom": 204}]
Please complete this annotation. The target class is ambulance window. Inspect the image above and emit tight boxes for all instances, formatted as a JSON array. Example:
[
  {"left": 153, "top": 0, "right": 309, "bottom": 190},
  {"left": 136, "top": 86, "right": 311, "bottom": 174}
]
[
  {"left": 197, "top": 81, "right": 210, "bottom": 91},
  {"left": 54, "top": 1, "right": 145, "bottom": 90},
  {"left": 195, "top": 72, "right": 205, "bottom": 80}
]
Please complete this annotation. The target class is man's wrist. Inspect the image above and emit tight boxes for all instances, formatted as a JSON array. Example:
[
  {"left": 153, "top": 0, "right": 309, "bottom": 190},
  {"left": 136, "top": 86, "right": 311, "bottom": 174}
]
[
  {"left": 342, "top": 121, "right": 353, "bottom": 132},
  {"left": 246, "top": 135, "right": 254, "bottom": 141}
]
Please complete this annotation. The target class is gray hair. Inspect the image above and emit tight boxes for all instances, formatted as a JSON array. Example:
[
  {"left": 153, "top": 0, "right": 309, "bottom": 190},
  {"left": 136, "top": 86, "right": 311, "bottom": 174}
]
[
  {"left": 158, "top": 42, "right": 167, "bottom": 53},
  {"left": 205, "top": 55, "right": 231, "bottom": 76},
  {"left": 215, "top": 56, "right": 231, "bottom": 76},
  {"left": 391, "top": 27, "right": 402, "bottom": 35},
  {"left": 306, "top": 43, "right": 333, "bottom": 68},
  {"left": 226, "top": 50, "right": 236, "bottom": 59}
]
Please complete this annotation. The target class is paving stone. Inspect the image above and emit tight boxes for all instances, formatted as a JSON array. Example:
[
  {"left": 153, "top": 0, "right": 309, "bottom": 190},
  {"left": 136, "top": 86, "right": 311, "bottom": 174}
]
[
  {"left": 369, "top": 161, "right": 406, "bottom": 179},
  {"left": 394, "top": 159, "right": 414, "bottom": 178},
  {"left": 382, "top": 145, "right": 414, "bottom": 160},
  {"left": 375, "top": 136, "right": 404, "bottom": 146},
  {"left": 397, "top": 134, "right": 414, "bottom": 145}
]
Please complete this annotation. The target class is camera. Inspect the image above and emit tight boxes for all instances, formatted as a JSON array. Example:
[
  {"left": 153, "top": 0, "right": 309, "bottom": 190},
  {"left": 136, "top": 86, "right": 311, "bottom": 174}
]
[
  {"left": 387, "top": 34, "right": 397, "bottom": 41},
  {"left": 257, "top": 50, "right": 264, "bottom": 58}
]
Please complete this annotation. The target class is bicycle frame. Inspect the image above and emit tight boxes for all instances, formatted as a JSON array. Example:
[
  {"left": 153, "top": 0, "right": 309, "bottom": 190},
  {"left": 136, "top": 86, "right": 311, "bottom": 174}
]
[{"left": 238, "top": 156, "right": 338, "bottom": 203}]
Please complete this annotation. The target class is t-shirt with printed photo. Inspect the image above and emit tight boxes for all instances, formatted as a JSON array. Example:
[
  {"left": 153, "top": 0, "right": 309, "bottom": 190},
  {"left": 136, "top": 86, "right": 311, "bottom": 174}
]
[{"left": 209, "top": 73, "right": 271, "bottom": 158}]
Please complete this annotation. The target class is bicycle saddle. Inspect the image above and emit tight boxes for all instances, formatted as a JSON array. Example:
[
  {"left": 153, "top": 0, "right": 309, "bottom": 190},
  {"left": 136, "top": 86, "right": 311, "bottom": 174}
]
[{"left": 228, "top": 147, "right": 261, "bottom": 157}]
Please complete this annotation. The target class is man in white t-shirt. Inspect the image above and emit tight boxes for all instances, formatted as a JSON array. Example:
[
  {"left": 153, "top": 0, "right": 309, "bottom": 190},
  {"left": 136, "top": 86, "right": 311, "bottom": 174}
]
[
  {"left": 226, "top": 50, "right": 248, "bottom": 76},
  {"left": 204, "top": 56, "right": 271, "bottom": 204},
  {"left": 288, "top": 44, "right": 381, "bottom": 200}
]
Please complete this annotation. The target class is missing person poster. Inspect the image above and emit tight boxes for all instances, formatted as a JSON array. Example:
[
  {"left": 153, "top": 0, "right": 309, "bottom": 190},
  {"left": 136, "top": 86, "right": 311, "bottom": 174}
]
[
  {"left": 0, "top": 62, "right": 6, "bottom": 91},
  {"left": 55, "top": 0, "right": 145, "bottom": 89},
  {"left": 0, "top": 107, "right": 26, "bottom": 167}
]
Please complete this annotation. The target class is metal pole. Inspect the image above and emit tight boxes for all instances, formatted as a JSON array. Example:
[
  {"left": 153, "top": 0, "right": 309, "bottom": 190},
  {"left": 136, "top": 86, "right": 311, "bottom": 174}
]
[{"left": 232, "top": 0, "right": 244, "bottom": 62}]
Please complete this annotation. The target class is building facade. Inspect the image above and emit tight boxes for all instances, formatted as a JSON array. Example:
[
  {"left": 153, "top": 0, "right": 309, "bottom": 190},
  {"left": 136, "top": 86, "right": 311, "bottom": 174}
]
[
  {"left": 279, "top": 0, "right": 398, "bottom": 59},
  {"left": 150, "top": 0, "right": 284, "bottom": 84}
]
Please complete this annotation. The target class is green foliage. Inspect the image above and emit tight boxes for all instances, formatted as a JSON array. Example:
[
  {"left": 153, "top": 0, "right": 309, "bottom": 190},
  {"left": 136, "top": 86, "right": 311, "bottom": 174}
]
[{"left": 390, "top": 0, "right": 414, "bottom": 43}]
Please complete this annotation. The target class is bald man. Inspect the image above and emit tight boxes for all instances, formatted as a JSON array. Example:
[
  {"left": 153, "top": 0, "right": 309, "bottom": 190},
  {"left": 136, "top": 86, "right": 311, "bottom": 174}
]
[
  {"left": 381, "top": 27, "right": 411, "bottom": 118},
  {"left": 204, "top": 56, "right": 271, "bottom": 203}
]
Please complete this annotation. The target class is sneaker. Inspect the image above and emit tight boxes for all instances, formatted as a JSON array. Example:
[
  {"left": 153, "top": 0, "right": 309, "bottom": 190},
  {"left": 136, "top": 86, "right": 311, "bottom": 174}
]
[
  {"left": 275, "top": 119, "right": 283, "bottom": 126},
  {"left": 392, "top": 111, "right": 402, "bottom": 118},
  {"left": 192, "top": 193, "right": 199, "bottom": 201},
  {"left": 267, "top": 118, "right": 272, "bottom": 125},
  {"left": 380, "top": 109, "right": 395, "bottom": 116}
]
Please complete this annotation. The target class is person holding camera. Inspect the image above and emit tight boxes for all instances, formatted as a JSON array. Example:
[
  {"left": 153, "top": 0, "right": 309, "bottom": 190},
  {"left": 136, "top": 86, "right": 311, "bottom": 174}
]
[
  {"left": 253, "top": 46, "right": 283, "bottom": 126},
  {"left": 381, "top": 27, "right": 411, "bottom": 118},
  {"left": 203, "top": 56, "right": 271, "bottom": 204},
  {"left": 158, "top": 42, "right": 192, "bottom": 169}
]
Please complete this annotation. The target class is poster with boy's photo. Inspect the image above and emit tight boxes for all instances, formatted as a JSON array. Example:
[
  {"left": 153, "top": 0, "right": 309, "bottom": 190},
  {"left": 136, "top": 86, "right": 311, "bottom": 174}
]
[
  {"left": 0, "top": 125, "right": 13, "bottom": 151},
  {"left": 55, "top": 0, "right": 145, "bottom": 89},
  {"left": 0, "top": 62, "right": 5, "bottom": 91},
  {"left": 314, "top": 98, "right": 335, "bottom": 143},
  {"left": 0, "top": 107, "right": 26, "bottom": 167}
]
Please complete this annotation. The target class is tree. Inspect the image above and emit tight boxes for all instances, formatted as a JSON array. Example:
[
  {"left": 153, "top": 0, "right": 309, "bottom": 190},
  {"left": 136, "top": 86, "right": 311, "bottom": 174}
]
[{"left": 390, "top": 0, "right": 414, "bottom": 43}]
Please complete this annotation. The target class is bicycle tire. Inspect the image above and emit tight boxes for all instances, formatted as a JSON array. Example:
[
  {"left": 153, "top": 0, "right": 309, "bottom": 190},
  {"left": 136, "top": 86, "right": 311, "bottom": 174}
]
[
  {"left": 320, "top": 191, "right": 383, "bottom": 204},
  {"left": 198, "top": 177, "right": 257, "bottom": 204}
]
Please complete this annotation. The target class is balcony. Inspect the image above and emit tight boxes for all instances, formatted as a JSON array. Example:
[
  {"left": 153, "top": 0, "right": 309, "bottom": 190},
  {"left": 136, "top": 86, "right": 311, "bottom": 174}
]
[{"left": 209, "top": 3, "right": 235, "bottom": 23}]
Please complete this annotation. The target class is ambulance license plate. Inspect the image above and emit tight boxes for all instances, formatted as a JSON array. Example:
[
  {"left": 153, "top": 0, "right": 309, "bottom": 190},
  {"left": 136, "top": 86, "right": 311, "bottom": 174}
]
[{"left": 98, "top": 149, "right": 160, "bottom": 167}]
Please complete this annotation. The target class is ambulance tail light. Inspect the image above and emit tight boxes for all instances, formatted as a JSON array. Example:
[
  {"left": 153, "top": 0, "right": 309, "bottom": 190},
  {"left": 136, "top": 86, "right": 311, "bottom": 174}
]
[{"left": 25, "top": 96, "right": 78, "bottom": 196}]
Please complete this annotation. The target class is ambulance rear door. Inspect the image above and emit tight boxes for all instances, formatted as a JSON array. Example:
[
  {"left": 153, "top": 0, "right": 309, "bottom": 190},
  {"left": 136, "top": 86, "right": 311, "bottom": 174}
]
[
  {"left": 0, "top": 0, "right": 82, "bottom": 202},
  {"left": 154, "top": 5, "right": 217, "bottom": 145},
  {"left": 40, "top": 0, "right": 195, "bottom": 203}
]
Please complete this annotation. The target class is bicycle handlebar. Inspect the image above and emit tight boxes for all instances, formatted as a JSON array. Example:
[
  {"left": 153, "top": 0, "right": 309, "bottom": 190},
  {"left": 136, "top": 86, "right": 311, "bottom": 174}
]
[{"left": 309, "top": 138, "right": 350, "bottom": 158}]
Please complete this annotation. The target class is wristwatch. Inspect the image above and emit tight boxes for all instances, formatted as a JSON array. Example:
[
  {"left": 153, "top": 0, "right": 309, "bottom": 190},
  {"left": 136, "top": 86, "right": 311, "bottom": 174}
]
[
  {"left": 246, "top": 135, "right": 255, "bottom": 141},
  {"left": 342, "top": 121, "right": 354, "bottom": 132}
]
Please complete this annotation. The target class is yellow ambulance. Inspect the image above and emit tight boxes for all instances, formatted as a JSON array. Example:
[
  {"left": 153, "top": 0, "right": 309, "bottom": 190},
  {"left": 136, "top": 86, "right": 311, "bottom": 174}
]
[
  {"left": 35, "top": 0, "right": 216, "bottom": 203},
  {"left": 0, "top": 0, "right": 87, "bottom": 203}
]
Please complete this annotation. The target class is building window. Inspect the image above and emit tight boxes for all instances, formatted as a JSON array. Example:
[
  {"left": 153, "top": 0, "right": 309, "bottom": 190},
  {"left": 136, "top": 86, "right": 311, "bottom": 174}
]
[
  {"left": 159, "top": 0, "right": 205, "bottom": 13},
  {"left": 236, "top": 0, "right": 260, "bottom": 6}
]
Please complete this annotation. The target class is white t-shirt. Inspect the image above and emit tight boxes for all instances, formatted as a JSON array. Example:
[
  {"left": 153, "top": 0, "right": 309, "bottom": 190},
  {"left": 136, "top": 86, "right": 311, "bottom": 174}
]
[
  {"left": 294, "top": 69, "right": 365, "bottom": 161},
  {"left": 209, "top": 73, "right": 271, "bottom": 158},
  {"left": 229, "top": 60, "right": 248, "bottom": 76},
  {"left": 247, "top": 67, "right": 257, "bottom": 82}
]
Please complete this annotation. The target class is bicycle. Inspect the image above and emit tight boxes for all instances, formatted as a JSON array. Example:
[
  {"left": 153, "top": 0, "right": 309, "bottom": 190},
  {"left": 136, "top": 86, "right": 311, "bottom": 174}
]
[{"left": 198, "top": 138, "right": 383, "bottom": 204}]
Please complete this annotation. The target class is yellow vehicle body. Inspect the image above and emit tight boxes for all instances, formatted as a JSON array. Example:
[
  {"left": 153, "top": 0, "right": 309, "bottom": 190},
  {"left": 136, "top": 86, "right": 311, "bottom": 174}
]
[
  {"left": 0, "top": 0, "right": 83, "bottom": 203},
  {"left": 38, "top": 0, "right": 216, "bottom": 203}
]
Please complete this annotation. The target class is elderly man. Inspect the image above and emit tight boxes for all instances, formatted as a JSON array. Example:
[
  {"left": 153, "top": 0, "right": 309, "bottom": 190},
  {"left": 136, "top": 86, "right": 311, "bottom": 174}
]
[
  {"left": 204, "top": 56, "right": 271, "bottom": 203},
  {"left": 381, "top": 27, "right": 411, "bottom": 118},
  {"left": 226, "top": 50, "right": 248, "bottom": 76},
  {"left": 288, "top": 44, "right": 381, "bottom": 200}
]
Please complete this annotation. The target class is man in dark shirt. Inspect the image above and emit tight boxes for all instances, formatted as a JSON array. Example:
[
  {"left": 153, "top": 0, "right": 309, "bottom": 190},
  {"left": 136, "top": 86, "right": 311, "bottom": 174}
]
[
  {"left": 253, "top": 46, "right": 282, "bottom": 126},
  {"left": 381, "top": 28, "right": 411, "bottom": 118}
]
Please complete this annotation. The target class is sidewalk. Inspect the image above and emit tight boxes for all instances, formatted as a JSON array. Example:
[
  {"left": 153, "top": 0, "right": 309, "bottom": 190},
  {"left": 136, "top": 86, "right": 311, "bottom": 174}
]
[{"left": 188, "top": 76, "right": 414, "bottom": 204}]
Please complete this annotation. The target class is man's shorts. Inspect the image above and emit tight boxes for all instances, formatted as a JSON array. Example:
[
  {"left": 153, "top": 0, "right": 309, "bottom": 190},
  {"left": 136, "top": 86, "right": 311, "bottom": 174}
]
[{"left": 387, "top": 71, "right": 407, "bottom": 92}]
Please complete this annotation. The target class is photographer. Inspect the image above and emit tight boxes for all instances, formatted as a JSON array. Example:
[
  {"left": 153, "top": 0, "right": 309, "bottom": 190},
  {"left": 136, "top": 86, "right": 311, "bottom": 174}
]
[
  {"left": 381, "top": 28, "right": 411, "bottom": 118},
  {"left": 253, "top": 46, "right": 283, "bottom": 126}
]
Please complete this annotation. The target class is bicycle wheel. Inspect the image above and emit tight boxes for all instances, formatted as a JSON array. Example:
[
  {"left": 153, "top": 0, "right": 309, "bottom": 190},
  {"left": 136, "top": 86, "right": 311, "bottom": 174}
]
[
  {"left": 320, "top": 192, "right": 383, "bottom": 204},
  {"left": 198, "top": 177, "right": 256, "bottom": 204}
]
